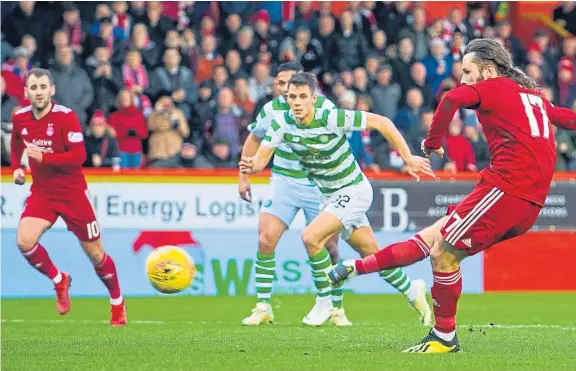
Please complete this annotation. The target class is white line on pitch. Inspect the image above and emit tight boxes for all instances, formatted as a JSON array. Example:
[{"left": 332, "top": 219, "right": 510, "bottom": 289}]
[{"left": 1, "top": 319, "right": 575, "bottom": 330}]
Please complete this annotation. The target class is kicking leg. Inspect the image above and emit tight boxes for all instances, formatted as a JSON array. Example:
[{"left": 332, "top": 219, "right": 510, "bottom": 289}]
[{"left": 344, "top": 225, "right": 432, "bottom": 326}]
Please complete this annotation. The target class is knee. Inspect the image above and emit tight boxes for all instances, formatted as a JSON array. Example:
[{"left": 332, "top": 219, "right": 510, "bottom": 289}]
[
  {"left": 16, "top": 233, "right": 38, "bottom": 253},
  {"left": 258, "top": 232, "right": 277, "bottom": 255},
  {"left": 302, "top": 229, "right": 322, "bottom": 256},
  {"left": 430, "top": 242, "right": 460, "bottom": 272}
]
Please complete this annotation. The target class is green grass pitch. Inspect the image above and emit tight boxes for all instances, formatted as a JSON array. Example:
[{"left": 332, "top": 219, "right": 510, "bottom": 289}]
[{"left": 2, "top": 293, "right": 575, "bottom": 370}]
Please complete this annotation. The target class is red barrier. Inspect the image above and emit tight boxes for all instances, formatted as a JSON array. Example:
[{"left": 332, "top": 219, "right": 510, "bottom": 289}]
[{"left": 484, "top": 232, "right": 576, "bottom": 291}]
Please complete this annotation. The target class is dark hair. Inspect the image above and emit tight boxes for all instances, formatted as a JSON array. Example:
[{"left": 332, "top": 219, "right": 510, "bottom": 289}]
[
  {"left": 26, "top": 68, "right": 53, "bottom": 85},
  {"left": 288, "top": 72, "right": 317, "bottom": 93},
  {"left": 464, "top": 38, "right": 538, "bottom": 89},
  {"left": 277, "top": 62, "right": 304, "bottom": 74}
]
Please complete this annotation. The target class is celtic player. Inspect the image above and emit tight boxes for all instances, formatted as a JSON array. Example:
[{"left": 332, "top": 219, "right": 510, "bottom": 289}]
[
  {"left": 240, "top": 72, "right": 435, "bottom": 326},
  {"left": 239, "top": 63, "right": 350, "bottom": 326}
]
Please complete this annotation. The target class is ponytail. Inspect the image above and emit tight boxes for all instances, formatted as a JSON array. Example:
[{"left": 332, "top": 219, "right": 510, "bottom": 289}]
[{"left": 501, "top": 65, "right": 539, "bottom": 90}]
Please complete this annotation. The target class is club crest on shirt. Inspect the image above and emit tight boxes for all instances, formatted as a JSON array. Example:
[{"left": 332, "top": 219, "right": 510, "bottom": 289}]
[{"left": 46, "top": 123, "right": 54, "bottom": 136}]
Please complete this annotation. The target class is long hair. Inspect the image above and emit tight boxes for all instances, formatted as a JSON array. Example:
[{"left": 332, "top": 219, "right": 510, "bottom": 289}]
[{"left": 464, "top": 38, "right": 538, "bottom": 89}]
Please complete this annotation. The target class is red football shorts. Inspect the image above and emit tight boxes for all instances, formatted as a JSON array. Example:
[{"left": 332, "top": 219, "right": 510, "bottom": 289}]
[
  {"left": 441, "top": 179, "right": 541, "bottom": 255},
  {"left": 21, "top": 190, "right": 101, "bottom": 242}
]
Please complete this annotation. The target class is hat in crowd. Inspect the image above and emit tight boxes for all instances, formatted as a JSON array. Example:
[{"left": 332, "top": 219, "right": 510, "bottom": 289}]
[
  {"left": 13, "top": 46, "right": 30, "bottom": 59},
  {"left": 62, "top": 2, "right": 78, "bottom": 13},
  {"left": 99, "top": 16, "right": 113, "bottom": 25},
  {"left": 377, "top": 63, "right": 393, "bottom": 74},
  {"left": 527, "top": 42, "right": 541, "bottom": 53},
  {"left": 211, "top": 135, "right": 230, "bottom": 146},
  {"left": 252, "top": 10, "right": 270, "bottom": 24},
  {"left": 199, "top": 80, "right": 214, "bottom": 90},
  {"left": 559, "top": 57, "right": 574, "bottom": 73},
  {"left": 90, "top": 110, "right": 108, "bottom": 126}
]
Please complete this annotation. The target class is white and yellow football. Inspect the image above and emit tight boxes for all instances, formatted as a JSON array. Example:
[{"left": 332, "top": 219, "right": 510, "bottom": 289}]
[{"left": 146, "top": 246, "right": 196, "bottom": 294}]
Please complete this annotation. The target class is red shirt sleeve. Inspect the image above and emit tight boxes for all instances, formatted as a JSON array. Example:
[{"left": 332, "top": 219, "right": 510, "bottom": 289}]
[
  {"left": 546, "top": 102, "right": 576, "bottom": 131},
  {"left": 424, "top": 85, "right": 481, "bottom": 150},
  {"left": 10, "top": 117, "right": 25, "bottom": 171},
  {"left": 42, "top": 112, "right": 87, "bottom": 166}
]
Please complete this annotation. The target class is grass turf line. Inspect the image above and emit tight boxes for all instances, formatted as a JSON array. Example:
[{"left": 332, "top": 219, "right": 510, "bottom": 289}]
[{"left": 2, "top": 293, "right": 575, "bottom": 371}]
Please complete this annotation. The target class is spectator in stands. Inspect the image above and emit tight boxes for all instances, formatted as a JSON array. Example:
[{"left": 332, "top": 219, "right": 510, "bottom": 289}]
[
  {"left": 464, "top": 125, "right": 490, "bottom": 171},
  {"left": 0, "top": 76, "right": 15, "bottom": 167},
  {"left": 196, "top": 35, "right": 224, "bottom": 83},
  {"left": 112, "top": 1, "right": 132, "bottom": 38},
  {"left": 147, "top": 95, "right": 189, "bottom": 165},
  {"left": 2, "top": 2, "right": 44, "bottom": 58},
  {"left": 144, "top": 1, "right": 176, "bottom": 47},
  {"left": 190, "top": 80, "right": 216, "bottom": 148},
  {"left": 236, "top": 26, "right": 258, "bottom": 74},
  {"left": 410, "top": 62, "right": 435, "bottom": 110},
  {"left": 180, "top": 28, "right": 199, "bottom": 71},
  {"left": 481, "top": 25, "right": 496, "bottom": 39},
  {"left": 437, "top": 60, "right": 463, "bottom": 101},
  {"left": 119, "top": 49, "right": 152, "bottom": 116},
  {"left": 376, "top": 1, "right": 409, "bottom": 45},
  {"left": 108, "top": 90, "right": 148, "bottom": 168},
  {"left": 328, "top": 79, "right": 347, "bottom": 104},
  {"left": 212, "top": 64, "right": 231, "bottom": 94},
  {"left": 248, "top": 62, "right": 273, "bottom": 103},
  {"left": 348, "top": 1, "right": 377, "bottom": 44},
  {"left": 130, "top": 23, "right": 160, "bottom": 69},
  {"left": 234, "top": 77, "right": 255, "bottom": 116},
  {"left": 148, "top": 47, "right": 198, "bottom": 119},
  {"left": 205, "top": 136, "right": 236, "bottom": 169},
  {"left": 219, "top": 13, "right": 243, "bottom": 56},
  {"left": 253, "top": 82, "right": 277, "bottom": 121},
  {"left": 427, "top": 18, "right": 444, "bottom": 41},
  {"left": 340, "top": 70, "right": 354, "bottom": 89},
  {"left": 177, "top": 143, "right": 213, "bottom": 169},
  {"left": 252, "top": 10, "right": 283, "bottom": 62},
  {"left": 445, "top": 113, "right": 476, "bottom": 172},
  {"left": 225, "top": 49, "right": 247, "bottom": 82},
  {"left": 208, "top": 87, "right": 249, "bottom": 159},
  {"left": 391, "top": 37, "right": 417, "bottom": 94},
  {"left": 1, "top": 46, "right": 31, "bottom": 103},
  {"left": 83, "top": 111, "right": 121, "bottom": 169},
  {"left": 526, "top": 64, "right": 545, "bottom": 87},
  {"left": 44, "top": 29, "right": 70, "bottom": 68},
  {"left": 418, "top": 111, "right": 456, "bottom": 173},
  {"left": 465, "top": 2, "right": 487, "bottom": 41},
  {"left": 316, "top": 14, "right": 335, "bottom": 55},
  {"left": 1, "top": 33, "right": 14, "bottom": 63},
  {"left": 496, "top": 20, "right": 525, "bottom": 67},
  {"left": 554, "top": 2, "right": 576, "bottom": 36},
  {"left": 164, "top": 29, "right": 190, "bottom": 68},
  {"left": 527, "top": 43, "right": 556, "bottom": 87},
  {"left": 365, "top": 53, "right": 380, "bottom": 84},
  {"left": 533, "top": 30, "right": 558, "bottom": 69},
  {"left": 371, "top": 29, "right": 388, "bottom": 60},
  {"left": 50, "top": 46, "right": 94, "bottom": 126},
  {"left": 421, "top": 38, "right": 453, "bottom": 95},
  {"left": 61, "top": 3, "right": 89, "bottom": 58},
  {"left": 279, "top": 27, "right": 324, "bottom": 75},
  {"left": 557, "top": 59, "right": 574, "bottom": 107},
  {"left": 1, "top": 76, "right": 18, "bottom": 124},
  {"left": 443, "top": 8, "right": 468, "bottom": 44},
  {"left": 370, "top": 65, "right": 401, "bottom": 129},
  {"left": 395, "top": 87, "right": 424, "bottom": 135},
  {"left": 398, "top": 6, "right": 429, "bottom": 60},
  {"left": 87, "top": 46, "right": 120, "bottom": 116},
  {"left": 450, "top": 30, "right": 466, "bottom": 62},
  {"left": 293, "top": 2, "right": 320, "bottom": 36},
  {"left": 20, "top": 34, "right": 40, "bottom": 67},
  {"left": 89, "top": 16, "right": 125, "bottom": 67},
  {"left": 329, "top": 9, "right": 370, "bottom": 73},
  {"left": 342, "top": 92, "right": 378, "bottom": 171}
]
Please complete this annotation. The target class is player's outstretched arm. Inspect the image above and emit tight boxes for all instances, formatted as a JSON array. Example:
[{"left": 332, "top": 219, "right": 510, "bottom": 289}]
[
  {"left": 366, "top": 112, "right": 435, "bottom": 180},
  {"left": 424, "top": 85, "right": 481, "bottom": 153},
  {"left": 548, "top": 105, "right": 576, "bottom": 131}
]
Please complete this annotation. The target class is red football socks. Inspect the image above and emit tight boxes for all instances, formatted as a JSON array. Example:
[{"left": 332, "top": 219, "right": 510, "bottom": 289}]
[
  {"left": 355, "top": 234, "right": 431, "bottom": 274},
  {"left": 432, "top": 269, "right": 463, "bottom": 334},
  {"left": 22, "top": 243, "right": 60, "bottom": 281},
  {"left": 95, "top": 254, "right": 122, "bottom": 302}
]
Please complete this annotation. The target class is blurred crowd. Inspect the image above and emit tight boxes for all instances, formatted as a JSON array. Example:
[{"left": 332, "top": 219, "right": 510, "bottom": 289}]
[{"left": 1, "top": 1, "right": 576, "bottom": 172}]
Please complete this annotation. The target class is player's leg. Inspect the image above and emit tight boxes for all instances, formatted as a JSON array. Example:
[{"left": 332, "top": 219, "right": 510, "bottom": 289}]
[
  {"left": 301, "top": 210, "right": 347, "bottom": 326},
  {"left": 17, "top": 194, "right": 71, "bottom": 315},
  {"left": 303, "top": 200, "right": 351, "bottom": 326},
  {"left": 344, "top": 223, "right": 432, "bottom": 326},
  {"left": 329, "top": 217, "right": 444, "bottom": 282},
  {"left": 243, "top": 181, "right": 298, "bottom": 325},
  {"left": 59, "top": 191, "right": 125, "bottom": 326}
]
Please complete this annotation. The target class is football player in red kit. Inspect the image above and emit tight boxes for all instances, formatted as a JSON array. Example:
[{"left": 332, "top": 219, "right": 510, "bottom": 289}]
[
  {"left": 327, "top": 39, "right": 576, "bottom": 353},
  {"left": 11, "top": 68, "right": 126, "bottom": 326}
]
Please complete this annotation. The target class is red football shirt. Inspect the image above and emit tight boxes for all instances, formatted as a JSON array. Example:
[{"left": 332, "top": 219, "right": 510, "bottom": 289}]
[
  {"left": 11, "top": 103, "right": 88, "bottom": 199},
  {"left": 425, "top": 77, "right": 576, "bottom": 207}
]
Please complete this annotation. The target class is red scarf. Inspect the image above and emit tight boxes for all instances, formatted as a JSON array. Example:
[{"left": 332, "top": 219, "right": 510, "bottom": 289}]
[
  {"left": 64, "top": 21, "right": 83, "bottom": 48},
  {"left": 113, "top": 13, "right": 131, "bottom": 36},
  {"left": 122, "top": 63, "right": 152, "bottom": 115}
]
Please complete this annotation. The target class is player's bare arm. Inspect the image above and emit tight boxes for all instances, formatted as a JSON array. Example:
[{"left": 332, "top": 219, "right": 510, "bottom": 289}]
[
  {"left": 366, "top": 113, "right": 435, "bottom": 181},
  {"left": 239, "top": 145, "right": 274, "bottom": 174},
  {"left": 238, "top": 133, "right": 263, "bottom": 202}
]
